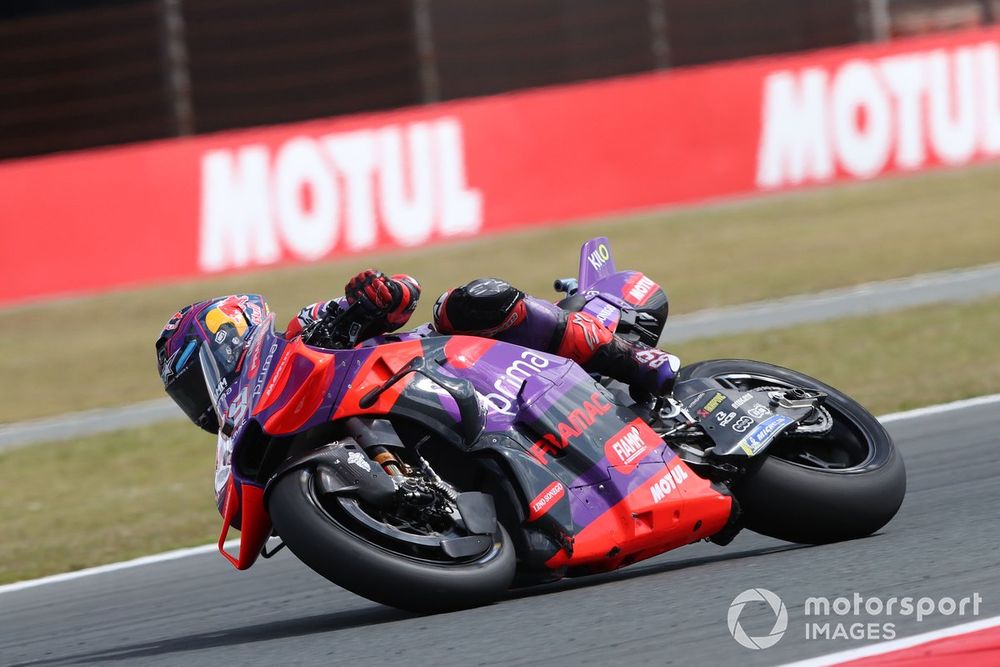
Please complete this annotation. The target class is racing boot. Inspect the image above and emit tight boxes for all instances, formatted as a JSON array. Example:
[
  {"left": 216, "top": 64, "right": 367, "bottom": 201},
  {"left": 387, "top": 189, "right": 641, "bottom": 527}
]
[{"left": 557, "top": 311, "right": 679, "bottom": 398}]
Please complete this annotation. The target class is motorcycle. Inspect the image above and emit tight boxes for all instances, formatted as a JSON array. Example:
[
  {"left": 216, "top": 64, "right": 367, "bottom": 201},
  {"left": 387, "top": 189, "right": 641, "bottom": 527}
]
[{"left": 208, "top": 237, "right": 906, "bottom": 611}]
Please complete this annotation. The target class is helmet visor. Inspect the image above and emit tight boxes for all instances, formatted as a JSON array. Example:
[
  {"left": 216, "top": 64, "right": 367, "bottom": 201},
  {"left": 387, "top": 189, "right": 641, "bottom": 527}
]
[{"left": 162, "top": 339, "right": 215, "bottom": 427}]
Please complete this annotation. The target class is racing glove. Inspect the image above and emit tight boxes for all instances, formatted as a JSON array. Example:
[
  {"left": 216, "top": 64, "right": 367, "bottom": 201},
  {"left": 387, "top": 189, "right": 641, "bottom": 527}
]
[{"left": 345, "top": 269, "right": 400, "bottom": 316}]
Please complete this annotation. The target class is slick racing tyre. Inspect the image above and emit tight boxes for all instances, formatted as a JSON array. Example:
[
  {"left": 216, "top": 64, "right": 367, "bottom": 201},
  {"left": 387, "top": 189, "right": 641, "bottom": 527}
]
[
  {"left": 678, "top": 359, "right": 906, "bottom": 544},
  {"left": 268, "top": 467, "right": 515, "bottom": 613}
]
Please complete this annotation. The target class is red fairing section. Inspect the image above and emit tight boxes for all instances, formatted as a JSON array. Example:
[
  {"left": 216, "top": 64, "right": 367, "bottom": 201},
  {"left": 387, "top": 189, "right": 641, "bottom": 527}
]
[
  {"left": 443, "top": 336, "right": 498, "bottom": 369},
  {"left": 545, "top": 458, "right": 733, "bottom": 571},
  {"left": 333, "top": 339, "right": 424, "bottom": 419},
  {"left": 262, "top": 341, "right": 337, "bottom": 435},
  {"left": 218, "top": 478, "right": 272, "bottom": 570},
  {"left": 8, "top": 27, "right": 1000, "bottom": 305}
]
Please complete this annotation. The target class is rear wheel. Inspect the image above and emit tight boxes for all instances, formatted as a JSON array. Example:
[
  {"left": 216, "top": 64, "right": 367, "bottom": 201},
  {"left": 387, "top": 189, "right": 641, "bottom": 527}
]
[
  {"left": 268, "top": 467, "right": 515, "bottom": 612},
  {"left": 679, "top": 359, "right": 906, "bottom": 544}
]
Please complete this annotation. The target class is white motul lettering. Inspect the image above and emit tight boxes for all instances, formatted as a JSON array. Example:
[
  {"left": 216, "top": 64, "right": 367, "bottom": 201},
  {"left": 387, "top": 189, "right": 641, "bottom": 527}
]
[
  {"left": 927, "top": 48, "right": 978, "bottom": 165},
  {"left": 629, "top": 276, "right": 655, "bottom": 302},
  {"left": 199, "top": 145, "right": 278, "bottom": 271},
  {"left": 832, "top": 60, "right": 892, "bottom": 179},
  {"left": 198, "top": 118, "right": 481, "bottom": 272},
  {"left": 651, "top": 474, "right": 675, "bottom": 502},
  {"left": 434, "top": 118, "right": 483, "bottom": 236},
  {"left": 378, "top": 123, "right": 435, "bottom": 246},
  {"left": 273, "top": 137, "right": 338, "bottom": 260},
  {"left": 878, "top": 55, "right": 928, "bottom": 169},
  {"left": 978, "top": 43, "right": 1000, "bottom": 154},
  {"left": 755, "top": 40, "right": 1000, "bottom": 189},
  {"left": 756, "top": 68, "right": 833, "bottom": 188},
  {"left": 323, "top": 130, "right": 378, "bottom": 251},
  {"left": 651, "top": 464, "right": 689, "bottom": 503}
]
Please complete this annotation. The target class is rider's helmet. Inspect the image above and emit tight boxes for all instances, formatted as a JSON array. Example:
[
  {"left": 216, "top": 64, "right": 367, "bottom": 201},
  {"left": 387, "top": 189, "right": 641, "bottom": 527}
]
[{"left": 155, "top": 295, "right": 268, "bottom": 433}]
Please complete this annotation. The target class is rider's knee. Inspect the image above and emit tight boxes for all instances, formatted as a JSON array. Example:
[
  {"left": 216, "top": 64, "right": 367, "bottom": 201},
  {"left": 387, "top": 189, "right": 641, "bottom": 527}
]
[{"left": 433, "top": 278, "right": 527, "bottom": 335}]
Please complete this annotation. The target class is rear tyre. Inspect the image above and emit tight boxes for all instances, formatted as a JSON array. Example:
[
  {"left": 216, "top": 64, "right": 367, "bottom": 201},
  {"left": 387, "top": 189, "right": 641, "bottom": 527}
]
[
  {"left": 268, "top": 468, "right": 516, "bottom": 612},
  {"left": 678, "top": 359, "right": 906, "bottom": 544}
]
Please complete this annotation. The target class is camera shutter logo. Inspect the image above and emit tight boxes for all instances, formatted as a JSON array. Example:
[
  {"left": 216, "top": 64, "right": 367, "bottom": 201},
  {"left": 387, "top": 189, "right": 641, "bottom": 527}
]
[{"left": 728, "top": 588, "right": 788, "bottom": 649}]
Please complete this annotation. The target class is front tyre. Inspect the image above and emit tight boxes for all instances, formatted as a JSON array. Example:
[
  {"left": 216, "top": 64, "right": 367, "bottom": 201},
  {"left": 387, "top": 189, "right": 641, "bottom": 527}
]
[
  {"left": 268, "top": 468, "right": 515, "bottom": 612},
  {"left": 679, "top": 359, "right": 906, "bottom": 544}
]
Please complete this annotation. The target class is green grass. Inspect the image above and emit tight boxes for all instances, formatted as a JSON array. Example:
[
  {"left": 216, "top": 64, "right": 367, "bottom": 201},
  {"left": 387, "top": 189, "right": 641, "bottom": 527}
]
[
  {"left": 0, "top": 422, "right": 217, "bottom": 584},
  {"left": 4, "top": 164, "right": 1000, "bottom": 423},
  {"left": 3, "top": 294, "right": 999, "bottom": 585}
]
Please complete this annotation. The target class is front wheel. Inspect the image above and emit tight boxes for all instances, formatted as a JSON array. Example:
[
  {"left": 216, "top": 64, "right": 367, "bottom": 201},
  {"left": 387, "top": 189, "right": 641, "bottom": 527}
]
[
  {"left": 268, "top": 467, "right": 515, "bottom": 612},
  {"left": 678, "top": 359, "right": 906, "bottom": 544}
]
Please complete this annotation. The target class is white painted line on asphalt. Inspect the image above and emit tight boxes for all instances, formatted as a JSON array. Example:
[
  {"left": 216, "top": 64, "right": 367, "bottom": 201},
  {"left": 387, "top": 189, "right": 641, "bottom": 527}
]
[
  {"left": 782, "top": 613, "right": 1000, "bottom": 666},
  {"left": 663, "top": 262, "right": 1000, "bottom": 343},
  {"left": 878, "top": 393, "right": 1000, "bottom": 423},
  {"left": 0, "top": 541, "right": 239, "bottom": 596},
  {"left": 1, "top": 393, "right": 996, "bottom": 597}
]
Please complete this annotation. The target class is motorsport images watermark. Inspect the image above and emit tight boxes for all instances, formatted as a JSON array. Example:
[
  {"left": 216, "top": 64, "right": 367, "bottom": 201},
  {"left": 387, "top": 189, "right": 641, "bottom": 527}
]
[{"left": 727, "top": 588, "right": 984, "bottom": 649}]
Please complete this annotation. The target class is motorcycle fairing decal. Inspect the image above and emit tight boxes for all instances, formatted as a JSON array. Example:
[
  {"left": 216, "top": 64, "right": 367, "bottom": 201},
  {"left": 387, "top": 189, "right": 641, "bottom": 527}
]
[
  {"left": 528, "top": 481, "right": 566, "bottom": 522},
  {"left": 580, "top": 297, "right": 621, "bottom": 332},
  {"left": 332, "top": 339, "right": 424, "bottom": 420},
  {"left": 252, "top": 343, "right": 295, "bottom": 416},
  {"left": 437, "top": 339, "right": 576, "bottom": 432},
  {"left": 525, "top": 390, "right": 614, "bottom": 465},
  {"left": 218, "top": 477, "right": 272, "bottom": 571},
  {"left": 577, "top": 236, "right": 616, "bottom": 290},
  {"left": 620, "top": 272, "right": 660, "bottom": 307},
  {"left": 680, "top": 387, "right": 805, "bottom": 458},
  {"left": 546, "top": 457, "right": 733, "bottom": 570},
  {"left": 603, "top": 418, "right": 661, "bottom": 474},
  {"left": 514, "top": 382, "right": 629, "bottom": 484}
]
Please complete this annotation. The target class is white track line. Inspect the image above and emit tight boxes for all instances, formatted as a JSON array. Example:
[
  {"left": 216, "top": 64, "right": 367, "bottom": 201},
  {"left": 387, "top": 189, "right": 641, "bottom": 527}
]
[
  {"left": 0, "top": 541, "right": 239, "bottom": 596},
  {"left": 1, "top": 393, "right": 996, "bottom": 597},
  {"left": 878, "top": 393, "right": 1000, "bottom": 423},
  {"left": 783, "top": 614, "right": 1000, "bottom": 666}
]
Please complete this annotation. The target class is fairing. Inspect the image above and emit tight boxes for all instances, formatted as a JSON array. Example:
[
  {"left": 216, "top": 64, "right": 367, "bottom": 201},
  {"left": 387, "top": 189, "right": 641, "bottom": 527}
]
[{"left": 210, "top": 237, "right": 732, "bottom": 575}]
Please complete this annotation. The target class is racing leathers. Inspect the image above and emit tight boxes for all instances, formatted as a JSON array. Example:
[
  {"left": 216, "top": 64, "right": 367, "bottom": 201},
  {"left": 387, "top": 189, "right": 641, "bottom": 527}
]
[{"left": 288, "top": 271, "right": 678, "bottom": 397}]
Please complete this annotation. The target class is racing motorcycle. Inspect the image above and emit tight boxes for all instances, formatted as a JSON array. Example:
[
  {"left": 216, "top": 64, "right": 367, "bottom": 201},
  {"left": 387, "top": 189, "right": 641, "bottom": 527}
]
[{"left": 209, "top": 237, "right": 906, "bottom": 611}]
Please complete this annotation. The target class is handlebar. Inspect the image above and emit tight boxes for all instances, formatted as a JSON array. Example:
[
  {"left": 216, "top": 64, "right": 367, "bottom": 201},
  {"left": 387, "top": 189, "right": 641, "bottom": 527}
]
[{"left": 553, "top": 278, "right": 579, "bottom": 295}]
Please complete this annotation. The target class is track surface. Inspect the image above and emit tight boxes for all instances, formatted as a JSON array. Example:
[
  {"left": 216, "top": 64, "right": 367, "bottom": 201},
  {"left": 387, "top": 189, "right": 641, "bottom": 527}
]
[
  {"left": 1, "top": 403, "right": 997, "bottom": 666},
  {"left": 5, "top": 261, "right": 1000, "bottom": 451}
]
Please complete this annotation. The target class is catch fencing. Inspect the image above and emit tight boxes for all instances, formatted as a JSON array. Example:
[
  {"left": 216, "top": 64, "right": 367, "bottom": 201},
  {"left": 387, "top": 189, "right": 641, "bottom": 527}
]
[
  {"left": 2, "top": 0, "right": 996, "bottom": 160},
  {"left": 4, "top": 25, "right": 1000, "bottom": 305}
]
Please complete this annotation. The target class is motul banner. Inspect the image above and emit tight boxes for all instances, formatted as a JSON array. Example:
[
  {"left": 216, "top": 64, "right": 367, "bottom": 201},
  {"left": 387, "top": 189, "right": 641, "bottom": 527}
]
[{"left": 4, "top": 26, "right": 1000, "bottom": 305}]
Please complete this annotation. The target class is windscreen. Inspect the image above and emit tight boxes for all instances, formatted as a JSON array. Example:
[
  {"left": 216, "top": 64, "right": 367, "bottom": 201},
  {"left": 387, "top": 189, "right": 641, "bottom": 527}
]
[{"left": 198, "top": 343, "right": 230, "bottom": 428}]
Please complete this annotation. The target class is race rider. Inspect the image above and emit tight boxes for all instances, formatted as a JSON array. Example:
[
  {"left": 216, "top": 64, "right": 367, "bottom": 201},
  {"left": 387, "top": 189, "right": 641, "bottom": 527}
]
[{"left": 156, "top": 270, "right": 679, "bottom": 433}]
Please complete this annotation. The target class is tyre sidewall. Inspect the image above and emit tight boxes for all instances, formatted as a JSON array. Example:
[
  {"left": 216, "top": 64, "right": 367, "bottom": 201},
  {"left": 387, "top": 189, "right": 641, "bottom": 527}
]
[
  {"left": 268, "top": 468, "right": 516, "bottom": 612},
  {"left": 679, "top": 359, "right": 906, "bottom": 543}
]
